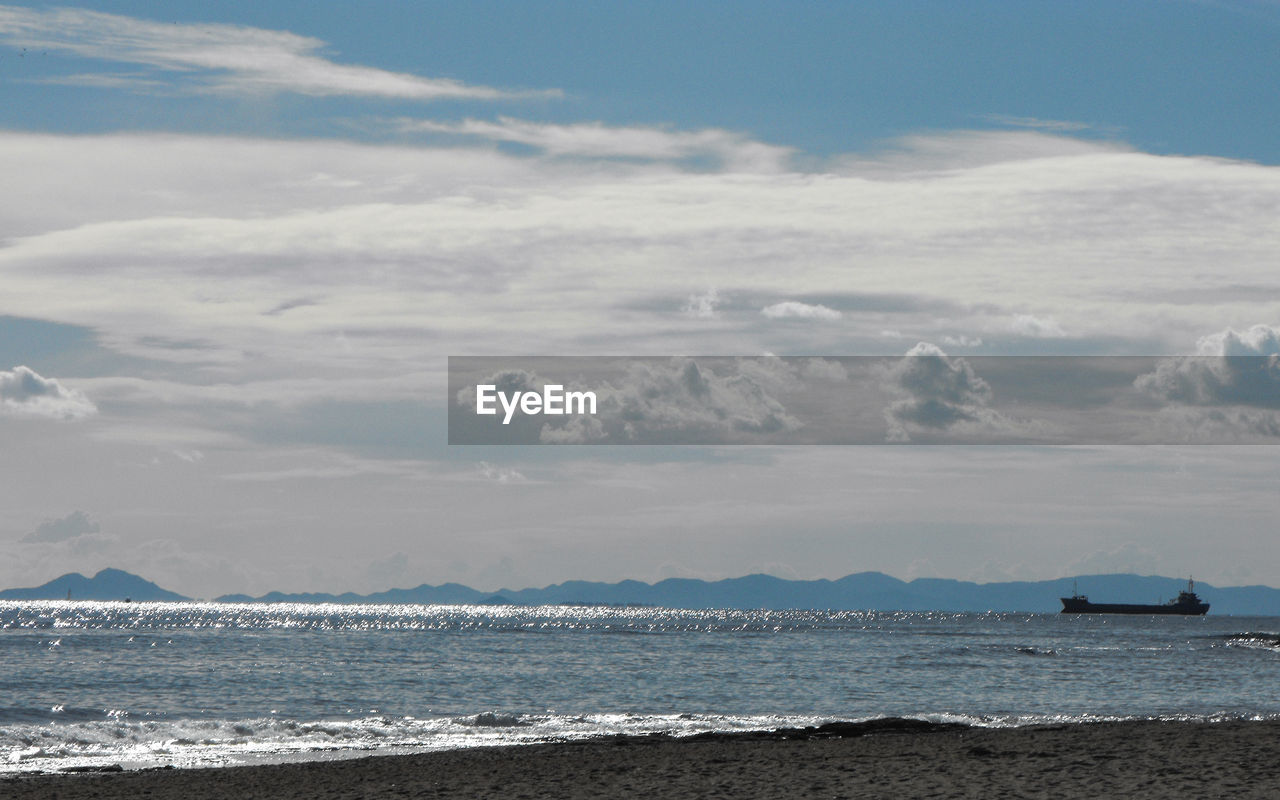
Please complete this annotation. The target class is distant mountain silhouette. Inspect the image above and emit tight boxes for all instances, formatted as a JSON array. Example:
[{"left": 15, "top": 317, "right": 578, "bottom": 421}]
[
  {"left": 213, "top": 572, "right": 1280, "bottom": 615},
  {"left": 5, "top": 569, "right": 1279, "bottom": 614},
  {"left": 0, "top": 568, "right": 188, "bottom": 602}
]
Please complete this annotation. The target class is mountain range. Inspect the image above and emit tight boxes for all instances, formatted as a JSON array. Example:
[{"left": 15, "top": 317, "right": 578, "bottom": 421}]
[
  {"left": 3, "top": 568, "right": 1280, "bottom": 615},
  {"left": 0, "top": 568, "right": 187, "bottom": 603}
]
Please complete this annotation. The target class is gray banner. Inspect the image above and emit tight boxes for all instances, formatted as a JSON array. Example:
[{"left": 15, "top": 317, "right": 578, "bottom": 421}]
[{"left": 449, "top": 354, "right": 1280, "bottom": 444}]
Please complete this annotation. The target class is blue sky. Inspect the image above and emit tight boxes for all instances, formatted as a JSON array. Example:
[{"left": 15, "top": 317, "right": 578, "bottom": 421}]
[
  {"left": 1, "top": 2, "right": 1279, "bottom": 597},
  {"left": 6, "top": 2, "right": 1280, "bottom": 161}
]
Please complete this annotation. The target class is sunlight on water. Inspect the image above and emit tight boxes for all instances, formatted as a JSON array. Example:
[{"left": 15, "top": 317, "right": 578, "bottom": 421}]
[{"left": 2, "top": 601, "right": 1278, "bottom": 773}]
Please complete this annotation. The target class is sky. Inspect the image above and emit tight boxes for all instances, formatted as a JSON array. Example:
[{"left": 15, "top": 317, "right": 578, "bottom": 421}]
[{"left": 1, "top": 1, "right": 1279, "bottom": 598}]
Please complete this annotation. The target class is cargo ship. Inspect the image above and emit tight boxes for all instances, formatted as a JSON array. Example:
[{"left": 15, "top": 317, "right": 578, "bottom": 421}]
[{"left": 1060, "top": 578, "right": 1209, "bottom": 615}]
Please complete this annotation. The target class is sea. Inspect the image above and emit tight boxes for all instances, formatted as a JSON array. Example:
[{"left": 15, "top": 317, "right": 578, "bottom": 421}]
[{"left": 3, "top": 601, "right": 1279, "bottom": 773}]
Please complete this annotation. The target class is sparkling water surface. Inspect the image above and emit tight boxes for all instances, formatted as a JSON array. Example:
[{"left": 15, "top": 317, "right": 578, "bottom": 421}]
[{"left": 2, "top": 601, "right": 1278, "bottom": 772}]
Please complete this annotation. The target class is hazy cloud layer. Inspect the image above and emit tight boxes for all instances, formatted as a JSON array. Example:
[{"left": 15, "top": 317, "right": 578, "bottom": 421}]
[
  {"left": 402, "top": 117, "right": 791, "bottom": 171},
  {"left": 4, "top": 129, "right": 1278, "bottom": 399},
  {"left": 3, "top": 122, "right": 1280, "bottom": 589},
  {"left": 0, "top": 6, "right": 555, "bottom": 100},
  {"left": 0, "top": 365, "right": 97, "bottom": 419}
]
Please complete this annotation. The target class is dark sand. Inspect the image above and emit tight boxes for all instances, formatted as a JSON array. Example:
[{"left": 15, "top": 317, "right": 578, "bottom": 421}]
[{"left": 6, "top": 719, "right": 1280, "bottom": 799}]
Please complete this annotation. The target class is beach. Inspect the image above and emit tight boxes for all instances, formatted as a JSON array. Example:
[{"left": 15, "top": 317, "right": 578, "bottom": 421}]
[{"left": 6, "top": 719, "right": 1280, "bottom": 799}]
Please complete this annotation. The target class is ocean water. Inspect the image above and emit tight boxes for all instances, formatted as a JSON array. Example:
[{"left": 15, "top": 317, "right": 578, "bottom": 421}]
[{"left": 2, "top": 601, "right": 1279, "bottom": 772}]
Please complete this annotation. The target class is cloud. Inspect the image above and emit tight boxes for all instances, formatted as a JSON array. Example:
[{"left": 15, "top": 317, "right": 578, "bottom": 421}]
[
  {"left": 1197, "top": 325, "right": 1280, "bottom": 358},
  {"left": 760, "top": 301, "right": 842, "bottom": 321},
  {"left": 1008, "top": 314, "right": 1065, "bottom": 338},
  {"left": 22, "top": 510, "right": 100, "bottom": 543},
  {"left": 941, "top": 334, "right": 983, "bottom": 348},
  {"left": 0, "top": 365, "right": 97, "bottom": 419},
  {"left": 400, "top": 117, "right": 792, "bottom": 171},
  {"left": 1136, "top": 324, "right": 1280, "bottom": 407},
  {"left": 2, "top": 128, "right": 1279, "bottom": 441},
  {"left": 796, "top": 358, "right": 849, "bottom": 383},
  {"left": 1146, "top": 406, "right": 1280, "bottom": 442},
  {"left": 455, "top": 369, "right": 542, "bottom": 410},
  {"left": 882, "top": 343, "right": 1016, "bottom": 441},
  {"left": 539, "top": 358, "right": 800, "bottom": 444},
  {"left": 1134, "top": 325, "right": 1280, "bottom": 439},
  {"left": 981, "top": 114, "right": 1096, "bottom": 133},
  {"left": 682, "top": 289, "right": 723, "bottom": 319},
  {"left": 365, "top": 551, "right": 416, "bottom": 589},
  {"left": 836, "top": 130, "right": 1131, "bottom": 174},
  {"left": 476, "top": 461, "right": 527, "bottom": 483},
  {"left": 1065, "top": 542, "right": 1161, "bottom": 577},
  {"left": 0, "top": 6, "right": 554, "bottom": 101}
]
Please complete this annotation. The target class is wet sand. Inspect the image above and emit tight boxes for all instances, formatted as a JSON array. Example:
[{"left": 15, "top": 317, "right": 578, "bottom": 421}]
[{"left": 6, "top": 718, "right": 1280, "bottom": 799}]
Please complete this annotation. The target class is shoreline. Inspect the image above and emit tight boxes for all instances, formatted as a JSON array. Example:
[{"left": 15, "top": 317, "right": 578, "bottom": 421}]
[{"left": 6, "top": 718, "right": 1280, "bottom": 799}]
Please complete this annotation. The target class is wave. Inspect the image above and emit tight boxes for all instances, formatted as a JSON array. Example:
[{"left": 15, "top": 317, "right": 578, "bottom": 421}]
[
  {"left": 1217, "top": 632, "right": 1280, "bottom": 651},
  {"left": 1014, "top": 646, "right": 1057, "bottom": 657},
  {"left": 6, "top": 710, "right": 1280, "bottom": 775}
]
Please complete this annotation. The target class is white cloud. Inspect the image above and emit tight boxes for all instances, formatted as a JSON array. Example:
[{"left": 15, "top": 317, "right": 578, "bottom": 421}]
[
  {"left": 683, "top": 288, "right": 723, "bottom": 319},
  {"left": 22, "top": 510, "right": 100, "bottom": 543},
  {"left": 0, "top": 6, "right": 554, "bottom": 101},
  {"left": 761, "top": 301, "right": 842, "bottom": 321},
  {"left": 1196, "top": 324, "right": 1280, "bottom": 358},
  {"left": 836, "top": 130, "right": 1131, "bottom": 175},
  {"left": 1008, "top": 314, "right": 1065, "bottom": 338},
  {"left": 883, "top": 343, "right": 1018, "bottom": 441},
  {"left": 0, "top": 365, "right": 97, "bottom": 420},
  {"left": 538, "top": 358, "right": 800, "bottom": 444},
  {"left": 400, "top": 117, "right": 792, "bottom": 171},
  {"left": 1137, "top": 324, "right": 1280, "bottom": 408},
  {"left": 476, "top": 461, "right": 527, "bottom": 483},
  {"left": 981, "top": 114, "right": 1096, "bottom": 133},
  {"left": 1134, "top": 324, "right": 1280, "bottom": 439},
  {"left": 1, "top": 129, "right": 1278, "bottom": 442}
]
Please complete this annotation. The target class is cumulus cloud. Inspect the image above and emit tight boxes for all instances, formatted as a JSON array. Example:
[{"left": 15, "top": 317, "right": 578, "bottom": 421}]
[
  {"left": 539, "top": 358, "right": 800, "bottom": 444},
  {"left": 22, "top": 510, "right": 100, "bottom": 543},
  {"left": 1134, "top": 325, "right": 1280, "bottom": 439},
  {"left": 882, "top": 343, "right": 1016, "bottom": 441},
  {"left": 1136, "top": 324, "right": 1280, "bottom": 408},
  {"left": 0, "top": 6, "right": 553, "bottom": 101},
  {"left": 0, "top": 365, "right": 97, "bottom": 419},
  {"left": 400, "top": 117, "right": 792, "bottom": 171},
  {"left": 760, "top": 301, "right": 842, "bottom": 321}
]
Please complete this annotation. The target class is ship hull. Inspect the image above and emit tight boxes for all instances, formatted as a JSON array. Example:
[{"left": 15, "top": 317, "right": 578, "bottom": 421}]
[{"left": 1060, "top": 597, "right": 1209, "bottom": 615}]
